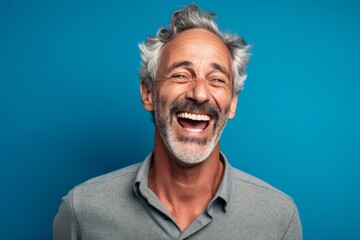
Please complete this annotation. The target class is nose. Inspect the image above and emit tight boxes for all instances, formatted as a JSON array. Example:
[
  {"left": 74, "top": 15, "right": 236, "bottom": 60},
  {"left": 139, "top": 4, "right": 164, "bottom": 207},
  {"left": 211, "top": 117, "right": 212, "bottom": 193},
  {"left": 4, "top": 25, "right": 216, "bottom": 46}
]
[{"left": 185, "top": 78, "right": 210, "bottom": 103}]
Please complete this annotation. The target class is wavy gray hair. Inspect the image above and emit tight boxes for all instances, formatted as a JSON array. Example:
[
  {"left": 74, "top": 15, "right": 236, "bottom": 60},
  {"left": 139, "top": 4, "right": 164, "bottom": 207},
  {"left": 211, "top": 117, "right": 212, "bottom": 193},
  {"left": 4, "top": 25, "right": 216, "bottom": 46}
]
[{"left": 139, "top": 3, "right": 250, "bottom": 94}]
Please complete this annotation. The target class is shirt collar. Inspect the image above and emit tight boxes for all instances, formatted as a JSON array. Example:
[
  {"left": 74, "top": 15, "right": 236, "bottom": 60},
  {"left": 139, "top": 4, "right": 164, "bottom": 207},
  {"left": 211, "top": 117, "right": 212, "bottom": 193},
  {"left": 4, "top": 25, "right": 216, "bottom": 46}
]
[
  {"left": 212, "top": 152, "right": 233, "bottom": 212},
  {"left": 133, "top": 152, "right": 153, "bottom": 199},
  {"left": 133, "top": 152, "right": 234, "bottom": 212}
]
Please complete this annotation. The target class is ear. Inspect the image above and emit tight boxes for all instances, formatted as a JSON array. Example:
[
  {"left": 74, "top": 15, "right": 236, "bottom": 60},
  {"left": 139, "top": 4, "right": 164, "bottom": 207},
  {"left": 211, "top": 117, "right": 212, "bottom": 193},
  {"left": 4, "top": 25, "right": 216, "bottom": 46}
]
[
  {"left": 140, "top": 80, "right": 154, "bottom": 111},
  {"left": 228, "top": 94, "right": 238, "bottom": 119}
]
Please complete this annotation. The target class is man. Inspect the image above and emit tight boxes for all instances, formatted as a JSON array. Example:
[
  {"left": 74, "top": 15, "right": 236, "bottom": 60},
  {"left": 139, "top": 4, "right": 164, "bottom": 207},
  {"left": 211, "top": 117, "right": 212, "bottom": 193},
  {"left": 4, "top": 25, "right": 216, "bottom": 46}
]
[{"left": 54, "top": 4, "right": 302, "bottom": 239}]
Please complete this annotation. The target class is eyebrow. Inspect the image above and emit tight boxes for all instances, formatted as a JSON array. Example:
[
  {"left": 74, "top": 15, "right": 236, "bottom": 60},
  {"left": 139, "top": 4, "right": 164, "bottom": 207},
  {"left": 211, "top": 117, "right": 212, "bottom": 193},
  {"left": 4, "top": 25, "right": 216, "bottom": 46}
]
[
  {"left": 166, "top": 60, "right": 230, "bottom": 77},
  {"left": 166, "top": 60, "right": 193, "bottom": 73},
  {"left": 211, "top": 63, "right": 230, "bottom": 78}
]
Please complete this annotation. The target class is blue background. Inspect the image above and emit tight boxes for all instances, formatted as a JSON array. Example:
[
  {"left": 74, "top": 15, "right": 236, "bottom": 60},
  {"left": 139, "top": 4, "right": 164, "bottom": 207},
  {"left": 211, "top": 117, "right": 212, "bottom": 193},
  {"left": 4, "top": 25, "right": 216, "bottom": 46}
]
[{"left": 1, "top": 0, "right": 359, "bottom": 239}]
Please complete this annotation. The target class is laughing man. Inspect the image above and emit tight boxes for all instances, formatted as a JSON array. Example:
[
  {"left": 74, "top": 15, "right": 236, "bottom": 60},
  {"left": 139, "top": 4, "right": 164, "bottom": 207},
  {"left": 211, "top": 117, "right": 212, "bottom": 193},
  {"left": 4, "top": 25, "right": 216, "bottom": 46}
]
[{"left": 54, "top": 4, "right": 302, "bottom": 240}]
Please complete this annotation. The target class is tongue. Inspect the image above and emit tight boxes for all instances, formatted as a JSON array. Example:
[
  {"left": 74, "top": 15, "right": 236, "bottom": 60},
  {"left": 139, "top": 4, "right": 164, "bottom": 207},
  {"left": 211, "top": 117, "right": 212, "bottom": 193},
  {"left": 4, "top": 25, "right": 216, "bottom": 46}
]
[{"left": 178, "top": 118, "right": 208, "bottom": 130}]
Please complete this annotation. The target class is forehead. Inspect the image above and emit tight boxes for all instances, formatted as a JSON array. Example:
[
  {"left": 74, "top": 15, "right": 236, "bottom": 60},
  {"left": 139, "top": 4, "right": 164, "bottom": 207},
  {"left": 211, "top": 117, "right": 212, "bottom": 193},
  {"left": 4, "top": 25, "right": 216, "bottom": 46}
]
[{"left": 159, "top": 28, "right": 232, "bottom": 69}]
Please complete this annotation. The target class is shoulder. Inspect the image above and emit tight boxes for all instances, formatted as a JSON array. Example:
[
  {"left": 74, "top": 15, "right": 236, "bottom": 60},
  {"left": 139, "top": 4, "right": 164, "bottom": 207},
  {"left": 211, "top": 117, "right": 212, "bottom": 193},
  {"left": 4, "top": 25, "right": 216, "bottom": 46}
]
[
  {"left": 232, "top": 167, "right": 291, "bottom": 196},
  {"left": 80, "top": 163, "right": 141, "bottom": 186},
  {"left": 54, "top": 163, "right": 145, "bottom": 239},
  {"left": 57, "top": 163, "right": 142, "bottom": 222},
  {"left": 230, "top": 166, "right": 296, "bottom": 215},
  {"left": 227, "top": 167, "right": 301, "bottom": 237},
  {"left": 70, "top": 162, "right": 141, "bottom": 197},
  {"left": 59, "top": 163, "right": 142, "bottom": 210}
]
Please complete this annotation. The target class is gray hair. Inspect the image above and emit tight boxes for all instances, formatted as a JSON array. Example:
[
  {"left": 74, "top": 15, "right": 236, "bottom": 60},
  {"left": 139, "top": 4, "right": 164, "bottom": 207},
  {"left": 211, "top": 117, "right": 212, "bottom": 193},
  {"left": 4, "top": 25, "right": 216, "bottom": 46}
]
[{"left": 139, "top": 3, "right": 250, "bottom": 94}]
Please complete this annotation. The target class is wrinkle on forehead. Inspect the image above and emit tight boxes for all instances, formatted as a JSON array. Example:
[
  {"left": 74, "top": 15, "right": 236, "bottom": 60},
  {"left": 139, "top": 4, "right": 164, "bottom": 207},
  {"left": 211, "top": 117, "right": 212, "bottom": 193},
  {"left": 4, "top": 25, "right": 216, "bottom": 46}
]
[{"left": 157, "top": 28, "right": 232, "bottom": 80}]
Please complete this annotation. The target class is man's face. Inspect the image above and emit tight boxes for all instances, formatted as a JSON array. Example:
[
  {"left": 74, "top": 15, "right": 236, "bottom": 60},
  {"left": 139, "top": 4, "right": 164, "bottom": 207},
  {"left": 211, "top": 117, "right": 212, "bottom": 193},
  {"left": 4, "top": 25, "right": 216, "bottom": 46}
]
[{"left": 143, "top": 28, "right": 238, "bottom": 164}]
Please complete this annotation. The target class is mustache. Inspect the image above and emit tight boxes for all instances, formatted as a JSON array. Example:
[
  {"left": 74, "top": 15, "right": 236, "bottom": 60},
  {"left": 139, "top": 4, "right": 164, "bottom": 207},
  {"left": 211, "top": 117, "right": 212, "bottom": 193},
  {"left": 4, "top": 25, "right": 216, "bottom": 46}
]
[{"left": 169, "top": 100, "right": 220, "bottom": 121}]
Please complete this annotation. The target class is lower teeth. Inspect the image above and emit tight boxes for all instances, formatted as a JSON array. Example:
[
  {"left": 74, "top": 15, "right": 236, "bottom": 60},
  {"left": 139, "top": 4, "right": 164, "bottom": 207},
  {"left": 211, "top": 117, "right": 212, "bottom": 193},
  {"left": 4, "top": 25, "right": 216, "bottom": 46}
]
[{"left": 186, "top": 128, "right": 202, "bottom": 133}]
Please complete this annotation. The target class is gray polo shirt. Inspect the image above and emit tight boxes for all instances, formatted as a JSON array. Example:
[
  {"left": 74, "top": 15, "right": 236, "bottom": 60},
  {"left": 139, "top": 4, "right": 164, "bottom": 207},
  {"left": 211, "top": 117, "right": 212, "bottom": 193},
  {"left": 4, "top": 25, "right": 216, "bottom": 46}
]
[{"left": 54, "top": 153, "right": 302, "bottom": 239}]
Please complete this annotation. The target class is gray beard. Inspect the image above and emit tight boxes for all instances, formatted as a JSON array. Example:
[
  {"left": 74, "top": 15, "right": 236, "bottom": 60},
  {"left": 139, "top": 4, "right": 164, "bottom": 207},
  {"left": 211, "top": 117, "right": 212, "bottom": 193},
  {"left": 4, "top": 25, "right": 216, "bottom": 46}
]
[{"left": 153, "top": 98, "right": 229, "bottom": 165}]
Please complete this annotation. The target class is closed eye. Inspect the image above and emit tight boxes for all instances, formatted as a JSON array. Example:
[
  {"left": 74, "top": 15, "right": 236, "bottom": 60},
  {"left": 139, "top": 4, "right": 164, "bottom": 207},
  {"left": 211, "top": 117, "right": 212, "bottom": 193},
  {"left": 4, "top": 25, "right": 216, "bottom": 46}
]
[
  {"left": 170, "top": 74, "right": 192, "bottom": 83},
  {"left": 210, "top": 78, "right": 228, "bottom": 86},
  {"left": 213, "top": 78, "right": 226, "bottom": 83},
  {"left": 172, "top": 74, "right": 188, "bottom": 79}
]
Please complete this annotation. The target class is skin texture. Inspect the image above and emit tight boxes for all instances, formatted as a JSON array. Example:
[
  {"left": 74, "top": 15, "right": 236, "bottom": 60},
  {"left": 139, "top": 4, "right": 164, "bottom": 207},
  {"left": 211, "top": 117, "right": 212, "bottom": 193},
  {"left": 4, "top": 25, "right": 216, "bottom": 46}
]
[{"left": 140, "top": 28, "right": 238, "bottom": 231}]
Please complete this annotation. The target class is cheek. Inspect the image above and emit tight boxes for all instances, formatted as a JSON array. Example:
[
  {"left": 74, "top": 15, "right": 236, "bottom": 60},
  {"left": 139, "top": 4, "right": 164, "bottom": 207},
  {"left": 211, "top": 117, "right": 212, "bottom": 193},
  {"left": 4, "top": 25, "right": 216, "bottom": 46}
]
[
  {"left": 155, "top": 81, "right": 171, "bottom": 103},
  {"left": 157, "top": 82, "right": 189, "bottom": 103},
  {"left": 211, "top": 89, "right": 233, "bottom": 112}
]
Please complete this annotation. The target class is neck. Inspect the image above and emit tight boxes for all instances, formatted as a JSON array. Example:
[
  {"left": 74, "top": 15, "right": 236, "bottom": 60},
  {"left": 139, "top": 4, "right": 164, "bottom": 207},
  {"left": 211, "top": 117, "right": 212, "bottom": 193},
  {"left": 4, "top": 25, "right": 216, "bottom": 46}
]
[{"left": 148, "top": 130, "right": 224, "bottom": 231}]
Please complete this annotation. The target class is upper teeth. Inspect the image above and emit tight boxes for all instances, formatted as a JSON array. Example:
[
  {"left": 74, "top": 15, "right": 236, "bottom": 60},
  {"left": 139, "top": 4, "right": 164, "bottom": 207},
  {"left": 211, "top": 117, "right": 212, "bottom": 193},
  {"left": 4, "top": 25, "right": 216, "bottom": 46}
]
[{"left": 177, "top": 112, "right": 210, "bottom": 121}]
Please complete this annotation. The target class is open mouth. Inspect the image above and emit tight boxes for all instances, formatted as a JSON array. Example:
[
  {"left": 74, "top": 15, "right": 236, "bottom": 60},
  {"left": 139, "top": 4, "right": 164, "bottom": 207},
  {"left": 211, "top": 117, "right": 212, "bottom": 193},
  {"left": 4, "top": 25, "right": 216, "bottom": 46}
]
[{"left": 176, "top": 111, "right": 211, "bottom": 133}]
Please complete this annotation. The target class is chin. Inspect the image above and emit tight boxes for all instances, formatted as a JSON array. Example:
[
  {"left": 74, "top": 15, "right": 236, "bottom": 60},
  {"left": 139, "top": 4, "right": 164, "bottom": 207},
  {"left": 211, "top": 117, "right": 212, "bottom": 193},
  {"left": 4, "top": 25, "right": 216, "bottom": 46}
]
[{"left": 165, "top": 134, "right": 220, "bottom": 165}]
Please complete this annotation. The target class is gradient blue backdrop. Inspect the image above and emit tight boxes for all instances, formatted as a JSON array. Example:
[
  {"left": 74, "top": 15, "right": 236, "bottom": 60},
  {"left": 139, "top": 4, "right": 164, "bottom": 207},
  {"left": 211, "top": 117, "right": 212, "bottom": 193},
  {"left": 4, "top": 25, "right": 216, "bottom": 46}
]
[{"left": 1, "top": 0, "right": 359, "bottom": 239}]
